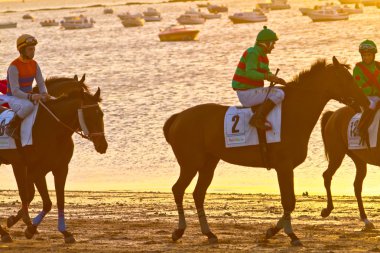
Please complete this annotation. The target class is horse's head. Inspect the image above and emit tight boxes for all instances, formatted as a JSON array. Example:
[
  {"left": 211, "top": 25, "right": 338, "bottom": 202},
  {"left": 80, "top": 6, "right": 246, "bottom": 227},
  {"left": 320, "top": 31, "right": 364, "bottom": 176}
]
[
  {"left": 79, "top": 87, "right": 108, "bottom": 154},
  {"left": 326, "top": 56, "right": 369, "bottom": 109}
]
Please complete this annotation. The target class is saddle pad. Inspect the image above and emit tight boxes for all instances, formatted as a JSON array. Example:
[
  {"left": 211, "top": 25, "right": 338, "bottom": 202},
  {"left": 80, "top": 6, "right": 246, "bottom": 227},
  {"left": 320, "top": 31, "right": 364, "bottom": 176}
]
[
  {"left": 224, "top": 104, "right": 281, "bottom": 148},
  {"left": 348, "top": 110, "right": 380, "bottom": 150},
  {"left": 0, "top": 95, "right": 39, "bottom": 149},
  {"left": 0, "top": 110, "right": 17, "bottom": 149}
]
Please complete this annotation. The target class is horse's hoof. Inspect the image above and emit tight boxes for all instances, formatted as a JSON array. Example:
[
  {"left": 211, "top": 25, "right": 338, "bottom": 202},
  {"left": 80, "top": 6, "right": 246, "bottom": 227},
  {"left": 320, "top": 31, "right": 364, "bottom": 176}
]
[
  {"left": 363, "top": 222, "right": 375, "bottom": 231},
  {"left": 64, "top": 235, "right": 76, "bottom": 244},
  {"left": 24, "top": 225, "right": 37, "bottom": 239},
  {"left": 172, "top": 229, "right": 185, "bottom": 242},
  {"left": 61, "top": 231, "right": 76, "bottom": 243},
  {"left": 7, "top": 216, "right": 16, "bottom": 228},
  {"left": 205, "top": 232, "right": 218, "bottom": 244},
  {"left": 1, "top": 233, "right": 13, "bottom": 243},
  {"left": 291, "top": 239, "right": 303, "bottom": 246},
  {"left": 265, "top": 227, "right": 280, "bottom": 239},
  {"left": 321, "top": 208, "right": 332, "bottom": 218}
]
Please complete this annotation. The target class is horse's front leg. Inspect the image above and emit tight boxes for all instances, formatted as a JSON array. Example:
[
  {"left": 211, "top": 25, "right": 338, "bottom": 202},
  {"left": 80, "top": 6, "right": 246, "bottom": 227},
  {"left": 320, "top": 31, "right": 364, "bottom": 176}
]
[
  {"left": 266, "top": 166, "right": 302, "bottom": 246},
  {"left": 32, "top": 173, "right": 53, "bottom": 227},
  {"left": 54, "top": 166, "right": 75, "bottom": 243},
  {"left": 352, "top": 158, "right": 374, "bottom": 230}
]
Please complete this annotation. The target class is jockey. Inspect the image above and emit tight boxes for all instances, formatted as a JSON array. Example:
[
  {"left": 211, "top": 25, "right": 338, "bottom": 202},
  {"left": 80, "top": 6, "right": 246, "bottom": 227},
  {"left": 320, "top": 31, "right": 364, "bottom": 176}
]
[
  {"left": 232, "top": 26, "right": 286, "bottom": 130},
  {"left": 353, "top": 40, "right": 380, "bottom": 110},
  {"left": 6, "top": 34, "right": 50, "bottom": 139}
]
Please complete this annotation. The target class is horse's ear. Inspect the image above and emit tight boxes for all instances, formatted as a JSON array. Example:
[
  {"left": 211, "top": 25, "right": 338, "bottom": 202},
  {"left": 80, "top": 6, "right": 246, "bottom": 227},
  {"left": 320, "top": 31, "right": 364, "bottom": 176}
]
[
  {"left": 80, "top": 74, "right": 86, "bottom": 83},
  {"left": 94, "top": 87, "right": 101, "bottom": 101},
  {"left": 74, "top": 75, "right": 78, "bottom": 81},
  {"left": 332, "top": 56, "right": 339, "bottom": 66}
]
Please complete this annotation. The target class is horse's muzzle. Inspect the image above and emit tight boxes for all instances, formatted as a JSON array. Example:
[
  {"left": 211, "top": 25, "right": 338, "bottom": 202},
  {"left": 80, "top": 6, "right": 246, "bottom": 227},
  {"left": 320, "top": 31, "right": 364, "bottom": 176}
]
[{"left": 92, "top": 135, "right": 108, "bottom": 154}]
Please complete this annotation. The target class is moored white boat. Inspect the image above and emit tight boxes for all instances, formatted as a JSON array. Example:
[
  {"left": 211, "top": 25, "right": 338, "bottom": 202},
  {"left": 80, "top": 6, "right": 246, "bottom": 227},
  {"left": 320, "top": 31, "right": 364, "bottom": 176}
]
[
  {"left": 158, "top": 25, "right": 199, "bottom": 41},
  {"left": 143, "top": 8, "right": 162, "bottom": 22},
  {"left": 22, "top": 13, "right": 33, "bottom": 20},
  {"left": 258, "top": 0, "right": 290, "bottom": 11},
  {"left": 185, "top": 8, "right": 221, "bottom": 19},
  {"left": 40, "top": 19, "right": 59, "bottom": 27},
  {"left": 120, "top": 13, "right": 145, "bottom": 27},
  {"left": 103, "top": 8, "right": 114, "bottom": 14},
  {"left": 177, "top": 13, "right": 205, "bottom": 25},
  {"left": 339, "top": 0, "right": 361, "bottom": 3},
  {"left": 338, "top": 4, "right": 363, "bottom": 14},
  {"left": 207, "top": 4, "right": 228, "bottom": 14},
  {"left": 307, "top": 9, "right": 349, "bottom": 22},
  {"left": 361, "top": 0, "right": 379, "bottom": 6},
  {"left": 229, "top": 11, "right": 267, "bottom": 24},
  {"left": 61, "top": 15, "right": 95, "bottom": 29},
  {"left": 0, "top": 22, "right": 17, "bottom": 29}
]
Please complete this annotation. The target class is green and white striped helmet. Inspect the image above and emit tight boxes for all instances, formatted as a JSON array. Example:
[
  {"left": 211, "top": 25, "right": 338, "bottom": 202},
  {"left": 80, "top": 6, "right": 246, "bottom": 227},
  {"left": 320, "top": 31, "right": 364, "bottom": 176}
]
[{"left": 359, "top": 40, "right": 377, "bottom": 54}]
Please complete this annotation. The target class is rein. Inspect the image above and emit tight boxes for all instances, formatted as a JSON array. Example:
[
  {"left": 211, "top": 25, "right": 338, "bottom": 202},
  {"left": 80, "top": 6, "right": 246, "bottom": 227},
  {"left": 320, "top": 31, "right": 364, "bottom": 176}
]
[{"left": 38, "top": 100, "right": 99, "bottom": 140}]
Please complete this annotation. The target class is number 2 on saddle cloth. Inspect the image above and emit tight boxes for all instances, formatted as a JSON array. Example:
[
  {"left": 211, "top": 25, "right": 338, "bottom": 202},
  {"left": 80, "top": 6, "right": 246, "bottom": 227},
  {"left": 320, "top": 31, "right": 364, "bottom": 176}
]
[{"left": 0, "top": 80, "right": 10, "bottom": 108}]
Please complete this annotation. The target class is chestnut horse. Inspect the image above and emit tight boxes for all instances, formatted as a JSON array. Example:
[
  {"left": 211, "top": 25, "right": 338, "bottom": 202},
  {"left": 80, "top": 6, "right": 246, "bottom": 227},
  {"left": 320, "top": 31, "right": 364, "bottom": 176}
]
[
  {"left": 5, "top": 75, "right": 107, "bottom": 243},
  {"left": 163, "top": 57, "right": 370, "bottom": 246},
  {"left": 320, "top": 105, "right": 379, "bottom": 230}
]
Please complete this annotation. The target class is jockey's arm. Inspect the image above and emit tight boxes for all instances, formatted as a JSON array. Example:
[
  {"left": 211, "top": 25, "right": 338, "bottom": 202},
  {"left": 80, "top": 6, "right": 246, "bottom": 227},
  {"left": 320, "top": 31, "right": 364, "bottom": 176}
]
[
  {"left": 7, "top": 65, "right": 29, "bottom": 99},
  {"left": 35, "top": 64, "right": 48, "bottom": 95}
]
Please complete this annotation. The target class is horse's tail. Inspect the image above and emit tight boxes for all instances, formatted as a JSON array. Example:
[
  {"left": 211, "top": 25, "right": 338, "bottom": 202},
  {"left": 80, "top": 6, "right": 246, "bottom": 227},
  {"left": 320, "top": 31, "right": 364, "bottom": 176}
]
[
  {"left": 163, "top": 113, "right": 179, "bottom": 144},
  {"left": 321, "top": 111, "right": 334, "bottom": 161}
]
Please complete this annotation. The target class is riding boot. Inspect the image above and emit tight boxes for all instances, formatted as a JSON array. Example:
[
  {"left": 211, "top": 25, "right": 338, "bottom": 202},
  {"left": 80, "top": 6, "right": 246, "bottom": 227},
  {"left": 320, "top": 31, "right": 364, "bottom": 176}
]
[
  {"left": 6, "top": 114, "right": 22, "bottom": 140},
  {"left": 250, "top": 99, "right": 276, "bottom": 130}
]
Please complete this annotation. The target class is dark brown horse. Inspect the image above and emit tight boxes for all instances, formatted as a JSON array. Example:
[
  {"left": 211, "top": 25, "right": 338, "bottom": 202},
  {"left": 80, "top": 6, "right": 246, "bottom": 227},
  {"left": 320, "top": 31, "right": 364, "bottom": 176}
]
[
  {"left": 5, "top": 75, "right": 107, "bottom": 243},
  {"left": 163, "top": 57, "right": 370, "bottom": 246},
  {"left": 320, "top": 104, "right": 379, "bottom": 230}
]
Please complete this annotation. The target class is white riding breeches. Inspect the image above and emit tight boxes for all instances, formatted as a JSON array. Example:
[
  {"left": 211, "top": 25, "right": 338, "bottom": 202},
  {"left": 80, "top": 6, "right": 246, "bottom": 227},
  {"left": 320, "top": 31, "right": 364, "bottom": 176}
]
[
  {"left": 236, "top": 87, "right": 285, "bottom": 107},
  {"left": 7, "top": 96, "right": 34, "bottom": 119},
  {"left": 368, "top": 96, "right": 380, "bottom": 110}
]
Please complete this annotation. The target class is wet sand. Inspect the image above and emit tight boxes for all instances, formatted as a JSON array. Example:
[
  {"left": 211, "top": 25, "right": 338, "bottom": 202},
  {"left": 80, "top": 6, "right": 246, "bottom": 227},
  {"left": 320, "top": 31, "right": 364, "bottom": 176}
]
[{"left": 0, "top": 191, "right": 380, "bottom": 252}]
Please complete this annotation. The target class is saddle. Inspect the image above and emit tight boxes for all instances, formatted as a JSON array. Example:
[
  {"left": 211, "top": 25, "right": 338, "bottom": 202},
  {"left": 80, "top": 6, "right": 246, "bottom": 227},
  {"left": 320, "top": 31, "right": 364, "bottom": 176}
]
[{"left": 358, "top": 104, "right": 380, "bottom": 147}]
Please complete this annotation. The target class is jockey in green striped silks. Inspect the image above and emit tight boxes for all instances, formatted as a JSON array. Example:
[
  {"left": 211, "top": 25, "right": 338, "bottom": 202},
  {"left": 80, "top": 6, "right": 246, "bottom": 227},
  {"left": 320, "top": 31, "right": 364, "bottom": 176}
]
[
  {"left": 353, "top": 40, "right": 380, "bottom": 110},
  {"left": 232, "top": 26, "right": 287, "bottom": 130}
]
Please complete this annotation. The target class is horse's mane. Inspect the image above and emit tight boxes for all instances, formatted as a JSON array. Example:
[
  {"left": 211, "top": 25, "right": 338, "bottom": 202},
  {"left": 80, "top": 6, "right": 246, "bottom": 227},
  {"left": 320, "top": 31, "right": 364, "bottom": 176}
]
[
  {"left": 288, "top": 59, "right": 350, "bottom": 86},
  {"left": 45, "top": 76, "right": 90, "bottom": 92}
]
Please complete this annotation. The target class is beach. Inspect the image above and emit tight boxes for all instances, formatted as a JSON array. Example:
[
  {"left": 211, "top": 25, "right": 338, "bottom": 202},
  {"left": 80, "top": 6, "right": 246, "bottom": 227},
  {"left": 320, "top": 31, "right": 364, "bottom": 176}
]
[{"left": 0, "top": 191, "right": 379, "bottom": 252}]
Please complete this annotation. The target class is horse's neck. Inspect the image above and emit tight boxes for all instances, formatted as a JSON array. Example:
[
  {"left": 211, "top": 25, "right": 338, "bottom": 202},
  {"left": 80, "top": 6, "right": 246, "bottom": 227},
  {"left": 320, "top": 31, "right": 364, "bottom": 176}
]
[
  {"left": 40, "top": 98, "right": 81, "bottom": 137},
  {"left": 284, "top": 81, "right": 329, "bottom": 141}
]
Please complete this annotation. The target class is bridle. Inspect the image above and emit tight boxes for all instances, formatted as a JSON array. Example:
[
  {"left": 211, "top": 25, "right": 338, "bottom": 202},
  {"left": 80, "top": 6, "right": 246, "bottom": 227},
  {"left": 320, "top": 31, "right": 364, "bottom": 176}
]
[{"left": 38, "top": 100, "right": 105, "bottom": 141}]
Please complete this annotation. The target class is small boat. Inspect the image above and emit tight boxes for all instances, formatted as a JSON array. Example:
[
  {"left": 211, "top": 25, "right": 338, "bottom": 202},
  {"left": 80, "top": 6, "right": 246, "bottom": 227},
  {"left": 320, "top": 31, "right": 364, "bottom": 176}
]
[
  {"left": 197, "top": 2, "right": 210, "bottom": 8},
  {"left": 103, "top": 8, "right": 114, "bottom": 14},
  {"left": 22, "top": 13, "right": 33, "bottom": 20},
  {"left": 0, "top": 22, "right": 17, "bottom": 29},
  {"left": 158, "top": 25, "right": 199, "bottom": 41},
  {"left": 143, "top": 8, "right": 162, "bottom": 22},
  {"left": 307, "top": 9, "right": 349, "bottom": 22},
  {"left": 338, "top": 4, "right": 363, "bottom": 14},
  {"left": 361, "top": 0, "right": 379, "bottom": 6},
  {"left": 229, "top": 11, "right": 267, "bottom": 24},
  {"left": 299, "top": 7, "right": 314, "bottom": 16},
  {"left": 177, "top": 13, "right": 205, "bottom": 25},
  {"left": 339, "top": 0, "right": 361, "bottom": 3},
  {"left": 257, "top": 0, "right": 290, "bottom": 10},
  {"left": 185, "top": 8, "right": 221, "bottom": 19},
  {"left": 207, "top": 4, "right": 228, "bottom": 14},
  {"left": 40, "top": 19, "right": 59, "bottom": 27},
  {"left": 61, "top": 15, "right": 95, "bottom": 29},
  {"left": 143, "top": 7, "right": 161, "bottom": 17},
  {"left": 120, "top": 13, "right": 145, "bottom": 27}
]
